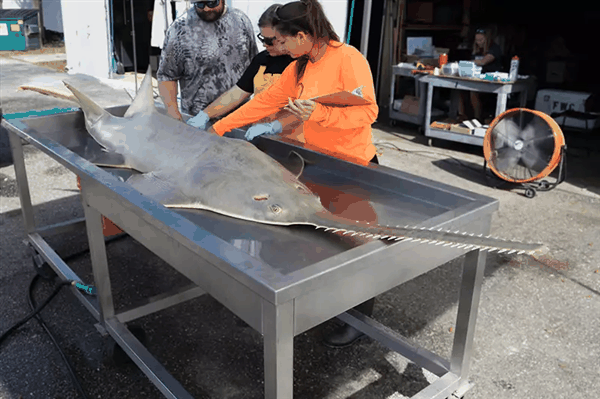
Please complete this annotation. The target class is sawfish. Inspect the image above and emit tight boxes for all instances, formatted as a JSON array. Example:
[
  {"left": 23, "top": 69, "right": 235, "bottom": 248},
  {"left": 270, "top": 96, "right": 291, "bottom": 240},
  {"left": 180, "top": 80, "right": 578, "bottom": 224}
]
[{"left": 60, "top": 66, "right": 548, "bottom": 257}]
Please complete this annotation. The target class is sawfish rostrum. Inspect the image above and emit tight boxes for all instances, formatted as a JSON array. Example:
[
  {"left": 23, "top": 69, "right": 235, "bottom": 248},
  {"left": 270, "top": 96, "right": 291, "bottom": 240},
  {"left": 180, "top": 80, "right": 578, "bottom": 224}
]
[{"left": 63, "top": 66, "right": 548, "bottom": 256}]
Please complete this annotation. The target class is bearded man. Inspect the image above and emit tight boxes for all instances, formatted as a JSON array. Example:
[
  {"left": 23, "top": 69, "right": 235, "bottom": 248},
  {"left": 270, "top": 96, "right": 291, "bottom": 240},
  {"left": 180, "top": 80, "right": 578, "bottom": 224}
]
[{"left": 157, "top": 0, "right": 258, "bottom": 120}]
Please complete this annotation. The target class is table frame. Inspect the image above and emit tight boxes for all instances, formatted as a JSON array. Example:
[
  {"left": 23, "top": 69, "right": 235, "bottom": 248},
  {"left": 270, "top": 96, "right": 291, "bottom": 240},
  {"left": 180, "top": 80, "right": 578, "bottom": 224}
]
[
  {"left": 422, "top": 75, "right": 531, "bottom": 146},
  {"left": 3, "top": 107, "right": 500, "bottom": 399}
]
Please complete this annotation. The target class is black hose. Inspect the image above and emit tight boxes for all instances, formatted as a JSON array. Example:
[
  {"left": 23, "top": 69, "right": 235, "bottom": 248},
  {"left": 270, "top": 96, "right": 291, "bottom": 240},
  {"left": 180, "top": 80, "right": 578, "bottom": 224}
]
[
  {"left": 0, "top": 232, "right": 129, "bottom": 398},
  {"left": 28, "top": 274, "right": 91, "bottom": 399},
  {"left": 0, "top": 279, "right": 74, "bottom": 348}
]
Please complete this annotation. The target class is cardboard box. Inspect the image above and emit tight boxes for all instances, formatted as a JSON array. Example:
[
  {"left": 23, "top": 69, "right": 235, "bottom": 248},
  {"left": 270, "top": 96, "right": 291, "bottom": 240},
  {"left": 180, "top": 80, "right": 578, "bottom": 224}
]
[
  {"left": 449, "top": 124, "right": 471, "bottom": 135},
  {"left": 407, "top": 2, "right": 433, "bottom": 24},
  {"left": 400, "top": 95, "right": 420, "bottom": 115}
]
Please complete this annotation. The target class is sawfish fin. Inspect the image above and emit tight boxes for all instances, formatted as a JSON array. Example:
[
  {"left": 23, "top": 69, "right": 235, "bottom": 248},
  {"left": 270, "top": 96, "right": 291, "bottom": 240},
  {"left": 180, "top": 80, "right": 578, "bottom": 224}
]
[
  {"left": 124, "top": 65, "right": 157, "bottom": 118},
  {"left": 126, "top": 171, "right": 192, "bottom": 206},
  {"left": 62, "top": 80, "right": 114, "bottom": 128}
]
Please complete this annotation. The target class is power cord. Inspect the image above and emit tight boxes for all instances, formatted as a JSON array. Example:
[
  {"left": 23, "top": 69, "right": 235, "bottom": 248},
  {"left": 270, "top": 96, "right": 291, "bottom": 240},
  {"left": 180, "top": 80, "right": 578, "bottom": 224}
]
[
  {"left": 0, "top": 233, "right": 128, "bottom": 399},
  {"left": 375, "top": 141, "right": 484, "bottom": 173}
]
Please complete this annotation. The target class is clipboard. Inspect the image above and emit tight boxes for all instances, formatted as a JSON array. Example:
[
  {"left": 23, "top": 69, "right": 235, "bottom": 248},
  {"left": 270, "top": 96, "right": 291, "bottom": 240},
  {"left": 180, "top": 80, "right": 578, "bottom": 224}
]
[{"left": 310, "top": 91, "right": 371, "bottom": 107}]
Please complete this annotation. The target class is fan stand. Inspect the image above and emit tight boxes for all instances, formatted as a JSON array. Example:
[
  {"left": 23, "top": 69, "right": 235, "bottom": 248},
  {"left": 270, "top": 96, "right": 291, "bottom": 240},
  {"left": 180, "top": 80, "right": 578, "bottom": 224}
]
[{"left": 482, "top": 145, "right": 568, "bottom": 198}]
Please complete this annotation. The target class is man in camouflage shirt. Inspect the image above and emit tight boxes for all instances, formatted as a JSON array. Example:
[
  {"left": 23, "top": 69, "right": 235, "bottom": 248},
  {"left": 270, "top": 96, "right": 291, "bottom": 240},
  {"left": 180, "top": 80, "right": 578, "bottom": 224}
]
[{"left": 157, "top": 0, "right": 258, "bottom": 120}]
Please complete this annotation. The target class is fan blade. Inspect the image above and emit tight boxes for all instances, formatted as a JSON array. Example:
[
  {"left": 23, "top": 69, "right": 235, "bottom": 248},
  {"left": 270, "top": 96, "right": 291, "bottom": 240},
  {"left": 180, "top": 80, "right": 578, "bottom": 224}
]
[
  {"left": 521, "top": 143, "right": 548, "bottom": 172},
  {"left": 494, "top": 147, "right": 521, "bottom": 172},
  {"left": 501, "top": 118, "right": 521, "bottom": 144},
  {"left": 518, "top": 123, "right": 537, "bottom": 142}
]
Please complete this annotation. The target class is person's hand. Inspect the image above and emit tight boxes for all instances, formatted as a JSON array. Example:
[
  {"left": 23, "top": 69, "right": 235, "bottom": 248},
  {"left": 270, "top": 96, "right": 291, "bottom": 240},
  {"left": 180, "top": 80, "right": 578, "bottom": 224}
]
[
  {"left": 284, "top": 98, "right": 317, "bottom": 121},
  {"left": 187, "top": 110, "right": 210, "bottom": 129},
  {"left": 244, "top": 121, "right": 283, "bottom": 141}
]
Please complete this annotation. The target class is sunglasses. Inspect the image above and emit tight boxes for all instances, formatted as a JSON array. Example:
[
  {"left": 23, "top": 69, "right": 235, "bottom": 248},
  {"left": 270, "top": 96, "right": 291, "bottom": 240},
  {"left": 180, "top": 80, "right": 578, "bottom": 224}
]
[
  {"left": 194, "top": 0, "right": 220, "bottom": 9},
  {"left": 257, "top": 33, "right": 277, "bottom": 46},
  {"left": 476, "top": 29, "right": 486, "bottom": 34}
]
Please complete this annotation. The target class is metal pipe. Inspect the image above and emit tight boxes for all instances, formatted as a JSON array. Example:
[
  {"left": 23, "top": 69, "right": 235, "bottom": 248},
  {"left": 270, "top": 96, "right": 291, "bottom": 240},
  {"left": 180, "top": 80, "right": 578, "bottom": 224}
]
[
  {"left": 375, "top": 0, "right": 388, "bottom": 97},
  {"left": 164, "top": 0, "right": 170, "bottom": 37},
  {"left": 360, "top": 0, "right": 373, "bottom": 57},
  {"left": 129, "top": 0, "right": 138, "bottom": 93}
]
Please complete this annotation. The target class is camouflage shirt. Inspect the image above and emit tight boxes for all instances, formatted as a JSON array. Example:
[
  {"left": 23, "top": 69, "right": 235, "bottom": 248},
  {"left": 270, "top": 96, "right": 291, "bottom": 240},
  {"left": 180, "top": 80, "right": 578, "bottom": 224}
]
[{"left": 157, "top": 6, "right": 259, "bottom": 115}]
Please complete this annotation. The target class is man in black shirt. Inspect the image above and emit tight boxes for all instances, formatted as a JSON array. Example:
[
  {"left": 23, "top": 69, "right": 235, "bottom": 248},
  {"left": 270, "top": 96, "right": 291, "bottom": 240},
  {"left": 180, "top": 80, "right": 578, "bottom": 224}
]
[{"left": 187, "top": 4, "right": 296, "bottom": 132}]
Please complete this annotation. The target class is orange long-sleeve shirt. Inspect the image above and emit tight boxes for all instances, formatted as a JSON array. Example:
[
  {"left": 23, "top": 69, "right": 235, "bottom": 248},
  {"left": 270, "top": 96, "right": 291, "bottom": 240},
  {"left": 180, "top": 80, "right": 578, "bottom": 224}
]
[{"left": 212, "top": 41, "right": 379, "bottom": 165}]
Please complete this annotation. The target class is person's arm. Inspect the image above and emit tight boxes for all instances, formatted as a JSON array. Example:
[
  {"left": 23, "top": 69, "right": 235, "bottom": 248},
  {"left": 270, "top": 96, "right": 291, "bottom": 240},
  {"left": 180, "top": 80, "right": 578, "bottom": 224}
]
[
  {"left": 474, "top": 54, "right": 495, "bottom": 66},
  {"left": 158, "top": 81, "right": 182, "bottom": 120},
  {"left": 203, "top": 85, "right": 251, "bottom": 119},
  {"left": 211, "top": 62, "right": 297, "bottom": 136},
  {"left": 156, "top": 24, "right": 184, "bottom": 120},
  {"left": 308, "top": 48, "right": 379, "bottom": 129},
  {"left": 202, "top": 51, "right": 263, "bottom": 119}
]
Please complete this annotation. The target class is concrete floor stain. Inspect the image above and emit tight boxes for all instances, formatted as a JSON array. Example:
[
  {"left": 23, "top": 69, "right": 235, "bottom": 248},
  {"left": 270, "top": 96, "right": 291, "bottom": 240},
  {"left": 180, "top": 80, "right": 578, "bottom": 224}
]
[{"left": 0, "top": 173, "right": 19, "bottom": 197}]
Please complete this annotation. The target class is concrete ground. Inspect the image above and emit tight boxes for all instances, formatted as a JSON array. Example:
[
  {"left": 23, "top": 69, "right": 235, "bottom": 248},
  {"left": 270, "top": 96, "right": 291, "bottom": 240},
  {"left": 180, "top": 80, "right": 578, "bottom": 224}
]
[{"left": 1, "top": 56, "right": 599, "bottom": 399}]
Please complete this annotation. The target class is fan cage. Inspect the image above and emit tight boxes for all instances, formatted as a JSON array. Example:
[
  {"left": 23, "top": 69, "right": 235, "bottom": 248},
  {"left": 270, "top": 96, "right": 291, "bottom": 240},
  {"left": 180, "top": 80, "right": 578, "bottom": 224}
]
[{"left": 483, "top": 108, "right": 565, "bottom": 183}]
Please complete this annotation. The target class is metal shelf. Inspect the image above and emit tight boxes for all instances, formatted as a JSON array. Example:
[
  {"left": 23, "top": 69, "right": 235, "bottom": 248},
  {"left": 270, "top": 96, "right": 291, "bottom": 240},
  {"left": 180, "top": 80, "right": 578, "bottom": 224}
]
[{"left": 426, "top": 127, "right": 485, "bottom": 146}]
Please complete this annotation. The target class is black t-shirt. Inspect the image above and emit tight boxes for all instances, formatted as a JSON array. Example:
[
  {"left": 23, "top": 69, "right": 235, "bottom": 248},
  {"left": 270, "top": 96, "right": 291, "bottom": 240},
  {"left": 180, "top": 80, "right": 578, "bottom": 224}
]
[
  {"left": 473, "top": 42, "right": 503, "bottom": 73},
  {"left": 236, "top": 50, "right": 294, "bottom": 94}
]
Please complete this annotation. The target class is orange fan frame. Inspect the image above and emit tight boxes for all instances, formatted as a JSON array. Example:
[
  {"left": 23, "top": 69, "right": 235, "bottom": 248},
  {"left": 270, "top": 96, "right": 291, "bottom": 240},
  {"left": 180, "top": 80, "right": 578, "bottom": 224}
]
[{"left": 483, "top": 108, "right": 565, "bottom": 184}]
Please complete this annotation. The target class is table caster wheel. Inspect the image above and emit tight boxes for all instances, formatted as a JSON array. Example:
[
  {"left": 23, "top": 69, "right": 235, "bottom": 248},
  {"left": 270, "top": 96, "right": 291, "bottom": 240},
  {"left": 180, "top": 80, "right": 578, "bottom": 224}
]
[
  {"left": 389, "top": 120, "right": 397, "bottom": 127},
  {"left": 539, "top": 180, "right": 550, "bottom": 190},
  {"left": 524, "top": 187, "right": 536, "bottom": 198},
  {"left": 427, "top": 138, "right": 434, "bottom": 147},
  {"left": 110, "top": 325, "right": 147, "bottom": 366},
  {"left": 32, "top": 251, "right": 56, "bottom": 280}
]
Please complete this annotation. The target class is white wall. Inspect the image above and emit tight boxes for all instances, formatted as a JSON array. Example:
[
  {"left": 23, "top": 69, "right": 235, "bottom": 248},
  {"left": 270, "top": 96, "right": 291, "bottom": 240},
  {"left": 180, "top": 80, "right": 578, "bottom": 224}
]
[
  {"left": 2, "top": 0, "right": 64, "bottom": 32},
  {"left": 230, "top": 0, "right": 348, "bottom": 50},
  {"left": 61, "top": 0, "right": 111, "bottom": 79}
]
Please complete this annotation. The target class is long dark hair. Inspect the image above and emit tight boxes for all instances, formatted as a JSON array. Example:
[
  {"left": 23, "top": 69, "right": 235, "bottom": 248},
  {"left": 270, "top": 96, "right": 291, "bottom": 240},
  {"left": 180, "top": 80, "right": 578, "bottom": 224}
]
[
  {"left": 258, "top": 4, "right": 282, "bottom": 28},
  {"left": 273, "top": 0, "right": 342, "bottom": 84}
]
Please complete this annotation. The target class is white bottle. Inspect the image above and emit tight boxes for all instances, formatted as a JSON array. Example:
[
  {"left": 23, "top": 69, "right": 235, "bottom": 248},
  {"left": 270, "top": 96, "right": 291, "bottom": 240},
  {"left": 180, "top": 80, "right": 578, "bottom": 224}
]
[{"left": 509, "top": 56, "right": 520, "bottom": 82}]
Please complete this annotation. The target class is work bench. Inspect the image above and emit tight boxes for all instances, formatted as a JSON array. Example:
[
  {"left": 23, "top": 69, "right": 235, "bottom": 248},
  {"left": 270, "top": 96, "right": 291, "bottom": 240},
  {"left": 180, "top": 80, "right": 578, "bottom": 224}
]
[
  {"left": 3, "top": 106, "right": 500, "bottom": 399},
  {"left": 421, "top": 74, "right": 534, "bottom": 146}
]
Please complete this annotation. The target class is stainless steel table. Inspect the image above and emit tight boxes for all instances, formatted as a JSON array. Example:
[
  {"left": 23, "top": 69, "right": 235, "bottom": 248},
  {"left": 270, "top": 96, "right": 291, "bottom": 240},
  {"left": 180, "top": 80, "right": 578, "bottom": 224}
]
[
  {"left": 421, "top": 74, "right": 533, "bottom": 146},
  {"left": 3, "top": 106, "right": 499, "bottom": 399}
]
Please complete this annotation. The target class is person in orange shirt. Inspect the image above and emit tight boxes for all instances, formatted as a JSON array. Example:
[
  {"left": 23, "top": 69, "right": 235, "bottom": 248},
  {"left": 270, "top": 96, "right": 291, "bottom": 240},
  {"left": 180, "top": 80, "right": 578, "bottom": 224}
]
[
  {"left": 208, "top": 0, "right": 378, "bottom": 166},
  {"left": 208, "top": 0, "right": 380, "bottom": 348}
]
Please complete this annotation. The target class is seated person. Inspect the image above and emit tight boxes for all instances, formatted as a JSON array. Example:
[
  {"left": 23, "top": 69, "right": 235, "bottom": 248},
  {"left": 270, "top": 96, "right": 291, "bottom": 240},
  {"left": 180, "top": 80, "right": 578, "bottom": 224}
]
[{"left": 458, "top": 28, "right": 504, "bottom": 122}]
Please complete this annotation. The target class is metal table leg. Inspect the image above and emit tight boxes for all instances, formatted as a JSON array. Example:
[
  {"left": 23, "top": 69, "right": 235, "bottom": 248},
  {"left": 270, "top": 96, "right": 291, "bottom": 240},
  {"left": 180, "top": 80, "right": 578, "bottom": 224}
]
[
  {"left": 263, "top": 300, "right": 294, "bottom": 399},
  {"left": 495, "top": 93, "right": 508, "bottom": 117},
  {"left": 81, "top": 189, "right": 115, "bottom": 323},
  {"left": 424, "top": 82, "right": 434, "bottom": 138},
  {"left": 7, "top": 130, "right": 35, "bottom": 233},
  {"left": 449, "top": 247, "right": 488, "bottom": 386}
]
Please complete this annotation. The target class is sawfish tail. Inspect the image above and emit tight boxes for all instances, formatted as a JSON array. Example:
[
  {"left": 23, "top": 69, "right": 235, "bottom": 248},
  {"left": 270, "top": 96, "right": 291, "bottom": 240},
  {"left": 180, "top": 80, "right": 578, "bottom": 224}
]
[{"left": 310, "top": 212, "right": 549, "bottom": 257}]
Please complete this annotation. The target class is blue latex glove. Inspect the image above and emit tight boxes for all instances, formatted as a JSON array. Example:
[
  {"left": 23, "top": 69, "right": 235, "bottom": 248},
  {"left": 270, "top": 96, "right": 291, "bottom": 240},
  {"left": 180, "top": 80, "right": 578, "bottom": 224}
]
[
  {"left": 244, "top": 121, "right": 283, "bottom": 141},
  {"left": 186, "top": 110, "right": 210, "bottom": 130}
]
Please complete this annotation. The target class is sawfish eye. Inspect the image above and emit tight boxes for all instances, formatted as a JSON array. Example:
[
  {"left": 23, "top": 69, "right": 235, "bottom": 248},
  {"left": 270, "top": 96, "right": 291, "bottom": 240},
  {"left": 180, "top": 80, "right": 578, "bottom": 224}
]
[{"left": 270, "top": 204, "right": 282, "bottom": 214}]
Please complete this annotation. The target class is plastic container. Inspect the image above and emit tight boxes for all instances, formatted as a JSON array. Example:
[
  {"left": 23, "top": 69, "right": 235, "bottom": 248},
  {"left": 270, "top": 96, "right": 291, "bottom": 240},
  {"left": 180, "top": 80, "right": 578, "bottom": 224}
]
[
  {"left": 509, "top": 56, "right": 520, "bottom": 82},
  {"left": 458, "top": 61, "right": 482, "bottom": 78},
  {"left": 439, "top": 53, "right": 448, "bottom": 68}
]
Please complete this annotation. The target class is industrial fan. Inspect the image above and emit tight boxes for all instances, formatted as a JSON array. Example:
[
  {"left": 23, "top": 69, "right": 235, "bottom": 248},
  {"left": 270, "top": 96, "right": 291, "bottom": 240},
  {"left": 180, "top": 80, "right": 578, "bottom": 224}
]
[{"left": 483, "top": 108, "right": 567, "bottom": 198}]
